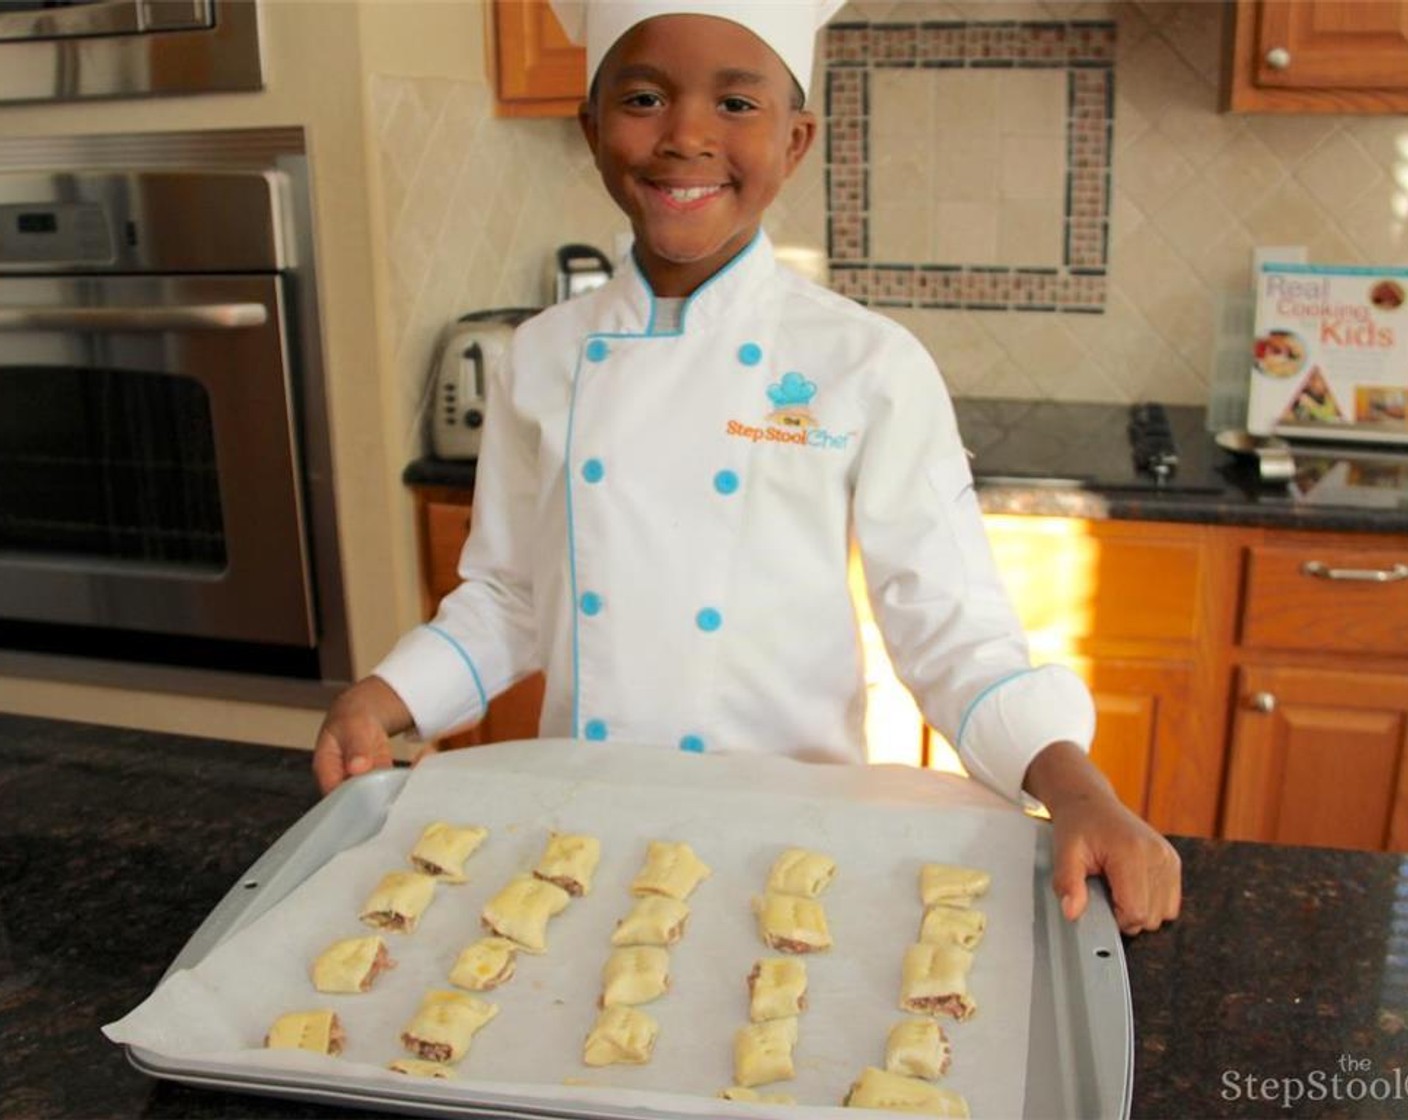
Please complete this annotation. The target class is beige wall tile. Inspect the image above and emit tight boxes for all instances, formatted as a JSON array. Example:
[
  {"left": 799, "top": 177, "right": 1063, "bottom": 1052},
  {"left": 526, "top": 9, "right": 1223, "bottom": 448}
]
[
  {"left": 997, "top": 201, "right": 1065, "bottom": 266},
  {"left": 1295, "top": 131, "right": 1385, "bottom": 214},
  {"left": 1001, "top": 135, "right": 1066, "bottom": 202},
  {"left": 1118, "top": 128, "right": 1196, "bottom": 215}
]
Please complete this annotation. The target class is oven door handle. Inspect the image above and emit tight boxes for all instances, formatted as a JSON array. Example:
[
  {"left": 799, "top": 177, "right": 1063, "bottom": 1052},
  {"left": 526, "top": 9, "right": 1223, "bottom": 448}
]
[{"left": 0, "top": 303, "right": 269, "bottom": 332}]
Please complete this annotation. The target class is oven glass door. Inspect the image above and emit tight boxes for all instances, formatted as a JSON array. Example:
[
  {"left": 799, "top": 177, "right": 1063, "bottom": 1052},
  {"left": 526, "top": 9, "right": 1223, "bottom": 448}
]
[{"left": 0, "top": 273, "right": 316, "bottom": 647}]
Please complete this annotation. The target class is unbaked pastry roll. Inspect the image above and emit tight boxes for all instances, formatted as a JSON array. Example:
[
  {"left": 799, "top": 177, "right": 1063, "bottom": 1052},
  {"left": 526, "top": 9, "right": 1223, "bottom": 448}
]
[
  {"left": 748, "top": 957, "right": 808, "bottom": 1022},
  {"left": 449, "top": 937, "right": 518, "bottom": 991},
  {"left": 359, "top": 870, "right": 437, "bottom": 933},
  {"left": 630, "top": 840, "right": 712, "bottom": 900},
  {"left": 733, "top": 1016, "right": 799, "bottom": 1088},
  {"left": 918, "top": 905, "right": 986, "bottom": 950},
  {"left": 599, "top": 945, "right": 671, "bottom": 1008},
  {"left": 754, "top": 892, "right": 832, "bottom": 953},
  {"left": 765, "top": 847, "right": 837, "bottom": 898},
  {"left": 918, "top": 864, "right": 990, "bottom": 908},
  {"left": 844, "top": 1066, "right": 969, "bottom": 1116},
  {"left": 610, "top": 894, "right": 691, "bottom": 947},
  {"left": 310, "top": 935, "right": 394, "bottom": 994},
  {"left": 533, "top": 831, "right": 602, "bottom": 897},
  {"left": 264, "top": 1010, "right": 343, "bottom": 1055},
  {"left": 388, "top": 1058, "right": 455, "bottom": 1079},
  {"left": 899, "top": 943, "right": 976, "bottom": 1021},
  {"left": 885, "top": 1018, "right": 953, "bottom": 1079},
  {"left": 582, "top": 1005, "right": 659, "bottom": 1067},
  {"left": 409, "top": 822, "right": 488, "bottom": 882},
  {"left": 481, "top": 875, "right": 571, "bottom": 953},
  {"left": 399, "top": 990, "right": 498, "bottom": 1063}
]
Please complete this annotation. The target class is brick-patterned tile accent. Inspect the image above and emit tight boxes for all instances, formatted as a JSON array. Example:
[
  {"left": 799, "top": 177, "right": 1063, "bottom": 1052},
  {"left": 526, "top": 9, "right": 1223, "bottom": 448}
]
[{"left": 824, "top": 19, "right": 1114, "bottom": 313}]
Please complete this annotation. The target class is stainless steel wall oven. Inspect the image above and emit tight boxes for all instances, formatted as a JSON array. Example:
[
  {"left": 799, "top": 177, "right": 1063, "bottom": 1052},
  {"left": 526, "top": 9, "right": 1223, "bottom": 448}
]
[
  {"left": 0, "top": 129, "right": 351, "bottom": 698},
  {"left": 0, "top": 0, "right": 263, "bottom": 104}
]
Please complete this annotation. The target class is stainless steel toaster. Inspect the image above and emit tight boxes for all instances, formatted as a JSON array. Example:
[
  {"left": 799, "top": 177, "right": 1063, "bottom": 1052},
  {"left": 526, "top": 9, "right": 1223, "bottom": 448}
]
[{"left": 431, "top": 308, "right": 538, "bottom": 460}]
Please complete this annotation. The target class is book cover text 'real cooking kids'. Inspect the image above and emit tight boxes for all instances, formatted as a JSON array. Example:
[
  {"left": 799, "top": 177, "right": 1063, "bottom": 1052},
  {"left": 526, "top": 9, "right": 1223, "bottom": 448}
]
[{"left": 1248, "top": 263, "right": 1408, "bottom": 443}]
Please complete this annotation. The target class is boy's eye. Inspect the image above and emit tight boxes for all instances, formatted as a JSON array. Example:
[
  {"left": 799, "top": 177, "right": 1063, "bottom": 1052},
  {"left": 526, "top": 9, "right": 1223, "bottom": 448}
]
[
  {"left": 719, "top": 96, "right": 758, "bottom": 113},
  {"left": 622, "top": 90, "right": 664, "bottom": 109}
]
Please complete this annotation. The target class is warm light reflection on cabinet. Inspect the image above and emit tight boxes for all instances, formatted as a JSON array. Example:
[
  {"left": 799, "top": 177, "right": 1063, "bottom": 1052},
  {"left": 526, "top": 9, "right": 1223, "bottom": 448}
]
[{"left": 849, "top": 517, "right": 1105, "bottom": 779}]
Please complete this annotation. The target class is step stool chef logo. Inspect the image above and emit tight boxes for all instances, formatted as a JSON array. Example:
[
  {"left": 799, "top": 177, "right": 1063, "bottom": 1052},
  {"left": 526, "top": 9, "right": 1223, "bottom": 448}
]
[{"left": 726, "top": 371, "right": 853, "bottom": 451}]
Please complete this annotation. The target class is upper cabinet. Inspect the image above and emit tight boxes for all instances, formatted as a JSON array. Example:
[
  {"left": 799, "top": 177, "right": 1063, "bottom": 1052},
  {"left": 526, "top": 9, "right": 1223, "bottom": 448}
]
[
  {"left": 1224, "top": 0, "right": 1408, "bottom": 112},
  {"left": 491, "top": 0, "right": 586, "bottom": 118}
]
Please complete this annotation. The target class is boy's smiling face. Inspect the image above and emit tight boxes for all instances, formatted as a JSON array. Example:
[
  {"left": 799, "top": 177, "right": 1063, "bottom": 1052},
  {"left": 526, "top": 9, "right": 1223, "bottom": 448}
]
[{"left": 580, "top": 14, "right": 817, "bottom": 298}]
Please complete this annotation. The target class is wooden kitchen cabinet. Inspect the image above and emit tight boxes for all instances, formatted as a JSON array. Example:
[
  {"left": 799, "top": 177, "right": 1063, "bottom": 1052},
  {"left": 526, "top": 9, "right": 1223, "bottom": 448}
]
[
  {"left": 982, "top": 517, "right": 1233, "bottom": 835},
  {"left": 1224, "top": 0, "right": 1408, "bottom": 113},
  {"left": 1222, "top": 664, "right": 1408, "bottom": 850},
  {"left": 489, "top": 0, "right": 585, "bottom": 118},
  {"left": 412, "top": 485, "right": 544, "bottom": 748},
  {"left": 1222, "top": 532, "right": 1408, "bottom": 850}
]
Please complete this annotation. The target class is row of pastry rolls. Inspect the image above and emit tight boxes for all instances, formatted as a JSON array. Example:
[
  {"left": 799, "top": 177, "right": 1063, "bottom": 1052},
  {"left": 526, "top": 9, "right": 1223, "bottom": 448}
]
[
  {"left": 582, "top": 840, "right": 712, "bottom": 1068},
  {"left": 723, "top": 847, "right": 838, "bottom": 1103},
  {"left": 841, "top": 862, "right": 991, "bottom": 1116},
  {"left": 391, "top": 828, "right": 603, "bottom": 1077},
  {"left": 265, "top": 821, "right": 497, "bottom": 1077}
]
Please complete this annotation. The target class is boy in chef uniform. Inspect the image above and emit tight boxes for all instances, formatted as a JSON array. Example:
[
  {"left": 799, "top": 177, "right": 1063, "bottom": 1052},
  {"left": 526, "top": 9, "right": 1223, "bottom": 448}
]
[{"left": 313, "top": 0, "right": 1180, "bottom": 935}]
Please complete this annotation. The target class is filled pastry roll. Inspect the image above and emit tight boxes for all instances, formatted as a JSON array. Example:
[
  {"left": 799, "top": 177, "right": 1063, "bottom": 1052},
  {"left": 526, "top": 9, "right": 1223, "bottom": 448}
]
[
  {"left": 582, "top": 1005, "right": 660, "bottom": 1067},
  {"left": 409, "top": 822, "right": 488, "bottom": 882},
  {"left": 310, "top": 935, "right": 394, "bottom": 994},
  {"left": 718, "top": 1087, "right": 797, "bottom": 1104},
  {"left": 359, "top": 870, "right": 437, "bottom": 933},
  {"left": 844, "top": 1067, "right": 969, "bottom": 1116},
  {"left": 754, "top": 892, "right": 832, "bottom": 953},
  {"left": 918, "top": 864, "right": 990, "bottom": 908},
  {"left": 532, "top": 831, "right": 602, "bottom": 897},
  {"left": 885, "top": 1018, "right": 953, "bottom": 1079},
  {"left": 733, "top": 1016, "right": 799, "bottom": 1088},
  {"left": 918, "top": 905, "right": 986, "bottom": 950},
  {"left": 765, "top": 847, "right": 837, "bottom": 898},
  {"left": 610, "top": 894, "right": 691, "bottom": 947},
  {"left": 630, "top": 840, "right": 712, "bottom": 901},
  {"left": 399, "top": 990, "right": 498, "bottom": 1063},
  {"left": 449, "top": 937, "right": 518, "bottom": 991},
  {"left": 899, "top": 943, "right": 977, "bottom": 1021},
  {"left": 600, "top": 945, "right": 671, "bottom": 1008},
  {"left": 388, "top": 1058, "right": 455, "bottom": 1079},
  {"left": 480, "top": 875, "right": 571, "bottom": 953},
  {"left": 264, "top": 1010, "right": 344, "bottom": 1055},
  {"left": 748, "top": 957, "right": 808, "bottom": 1022}
]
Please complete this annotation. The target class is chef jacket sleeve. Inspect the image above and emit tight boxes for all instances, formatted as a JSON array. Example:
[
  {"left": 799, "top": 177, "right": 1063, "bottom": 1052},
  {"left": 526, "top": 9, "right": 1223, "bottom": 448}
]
[
  {"left": 850, "top": 329, "right": 1095, "bottom": 804},
  {"left": 372, "top": 336, "right": 540, "bottom": 739}
]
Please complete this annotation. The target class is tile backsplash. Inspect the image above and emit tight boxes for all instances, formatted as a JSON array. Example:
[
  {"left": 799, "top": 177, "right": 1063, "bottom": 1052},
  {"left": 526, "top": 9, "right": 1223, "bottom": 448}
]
[{"left": 371, "top": 0, "right": 1408, "bottom": 456}]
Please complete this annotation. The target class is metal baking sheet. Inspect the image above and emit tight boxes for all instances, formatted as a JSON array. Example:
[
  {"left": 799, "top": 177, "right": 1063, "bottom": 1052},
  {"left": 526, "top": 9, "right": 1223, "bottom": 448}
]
[{"left": 120, "top": 746, "right": 1132, "bottom": 1119}]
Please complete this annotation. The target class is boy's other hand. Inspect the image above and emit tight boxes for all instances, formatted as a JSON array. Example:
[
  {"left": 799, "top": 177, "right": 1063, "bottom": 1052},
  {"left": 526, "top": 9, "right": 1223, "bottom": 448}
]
[
  {"left": 312, "top": 677, "right": 413, "bottom": 795},
  {"left": 1024, "top": 741, "right": 1181, "bottom": 936}
]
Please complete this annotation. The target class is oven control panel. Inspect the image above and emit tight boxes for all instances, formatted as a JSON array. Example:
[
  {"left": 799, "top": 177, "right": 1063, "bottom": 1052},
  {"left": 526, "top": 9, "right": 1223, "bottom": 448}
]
[{"left": 0, "top": 202, "right": 113, "bottom": 267}]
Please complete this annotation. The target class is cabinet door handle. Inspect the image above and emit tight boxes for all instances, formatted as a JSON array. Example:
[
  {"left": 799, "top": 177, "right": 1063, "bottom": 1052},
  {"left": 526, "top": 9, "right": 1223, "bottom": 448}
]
[
  {"left": 1249, "top": 692, "right": 1277, "bottom": 713},
  {"left": 1265, "top": 46, "right": 1291, "bottom": 70},
  {"left": 1301, "top": 560, "right": 1408, "bottom": 583}
]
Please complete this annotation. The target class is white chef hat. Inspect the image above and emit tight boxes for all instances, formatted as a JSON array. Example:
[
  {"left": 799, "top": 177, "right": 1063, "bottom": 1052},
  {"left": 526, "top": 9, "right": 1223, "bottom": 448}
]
[{"left": 549, "top": 0, "right": 846, "bottom": 103}]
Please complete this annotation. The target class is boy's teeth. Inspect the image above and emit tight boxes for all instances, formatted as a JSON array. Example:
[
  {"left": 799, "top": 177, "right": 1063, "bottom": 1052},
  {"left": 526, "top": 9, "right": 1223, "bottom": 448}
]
[{"left": 664, "top": 185, "right": 718, "bottom": 201}]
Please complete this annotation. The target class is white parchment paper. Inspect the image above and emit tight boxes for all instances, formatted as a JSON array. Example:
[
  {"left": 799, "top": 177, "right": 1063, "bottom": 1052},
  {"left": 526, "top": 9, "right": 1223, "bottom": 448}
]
[{"left": 106, "top": 740, "right": 1039, "bottom": 1118}]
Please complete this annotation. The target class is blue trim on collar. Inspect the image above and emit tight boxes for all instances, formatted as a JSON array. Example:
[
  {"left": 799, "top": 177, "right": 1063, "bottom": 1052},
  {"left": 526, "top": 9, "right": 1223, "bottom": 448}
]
[
  {"left": 423, "top": 623, "right": 489, "bottom": 716},
  {"left": 955, "top": 668, "right": 1036, "bottom": 751},
  {"left": 627, "top": 230, "right": 764, "bottom": 337}
]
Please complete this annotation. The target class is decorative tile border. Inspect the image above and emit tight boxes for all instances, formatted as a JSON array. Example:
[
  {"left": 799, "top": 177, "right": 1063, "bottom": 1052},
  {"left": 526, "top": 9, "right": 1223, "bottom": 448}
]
[{"left": 824, "top": 20, "right": 1115, "bottom": 313}]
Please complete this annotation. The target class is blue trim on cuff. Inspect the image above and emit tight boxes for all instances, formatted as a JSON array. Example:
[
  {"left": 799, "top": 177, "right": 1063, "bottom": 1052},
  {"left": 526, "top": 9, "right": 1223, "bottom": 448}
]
[
  {"left": 954, "top": 667, "right": 1037, "bottom": 752},
  {"left": 423, "top": 623, "right": 489, "bottom": 716}
]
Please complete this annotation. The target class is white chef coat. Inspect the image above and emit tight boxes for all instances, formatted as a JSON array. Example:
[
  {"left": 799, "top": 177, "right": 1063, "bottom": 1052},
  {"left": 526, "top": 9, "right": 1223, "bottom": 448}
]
[{"left": 375, "top": 232, "right": 1094, "bottom": 803}]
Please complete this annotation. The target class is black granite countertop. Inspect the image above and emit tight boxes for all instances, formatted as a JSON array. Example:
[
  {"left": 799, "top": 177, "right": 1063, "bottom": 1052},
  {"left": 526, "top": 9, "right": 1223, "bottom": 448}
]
[
  {"left": 4, "top": 712, "right": 1407, "bottom": 1118},
  {"left": 405, "top": 398, "right": 1408, "bottom": 535}
]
